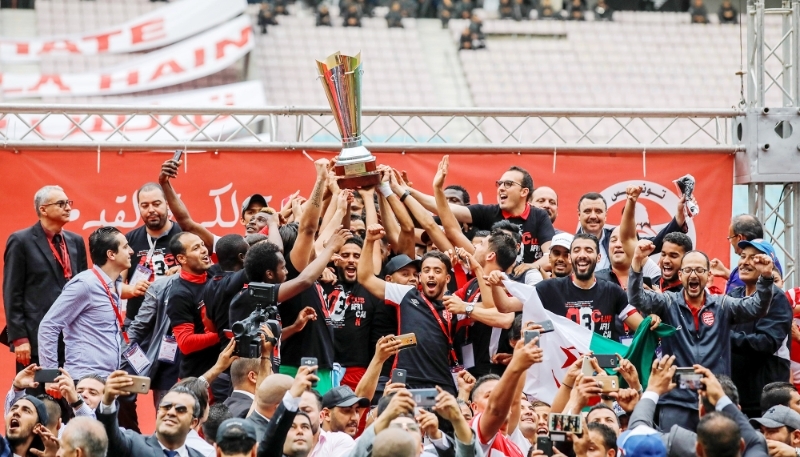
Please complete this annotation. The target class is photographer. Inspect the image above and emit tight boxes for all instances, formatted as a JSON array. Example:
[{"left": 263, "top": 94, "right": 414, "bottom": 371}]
[{"left": 232, "top": 228, "right": 353, "bottom": 394}]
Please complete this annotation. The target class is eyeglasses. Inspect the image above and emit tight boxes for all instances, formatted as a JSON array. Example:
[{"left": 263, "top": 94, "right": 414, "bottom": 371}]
[
  {"left": 726, "top": 235, "right": 738, "bottom": 241},
  {"left": 495, "top": 180, "right": 523, "bottom": 189},
  {"left": 158, "top": 402, "right": 190, "bottom": 415},
  {"left": 680, "top": 267, "right": 708, "bottom": 275},
  {"left": 41, "top": 200, "right": 73, "bottom": 209},
  {"left": 390, "top": 422, "right": 420, "bottom": 432}
]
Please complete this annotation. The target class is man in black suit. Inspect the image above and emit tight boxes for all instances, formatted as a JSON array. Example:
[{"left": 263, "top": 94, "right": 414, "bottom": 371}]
[
  {"left": 223, "top": 358, "right": 260, "bottom": 418},
  {"left": 97, "top": 370, "right": 206, "bottom": 457},
  {"left": 3, "top": 185, "right": 88, "bottom": 372}
]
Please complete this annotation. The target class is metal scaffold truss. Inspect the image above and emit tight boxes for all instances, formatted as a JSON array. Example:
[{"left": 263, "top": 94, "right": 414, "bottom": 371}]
[{"left": 0, "top": 105, "right": 741, "bottom": 154}]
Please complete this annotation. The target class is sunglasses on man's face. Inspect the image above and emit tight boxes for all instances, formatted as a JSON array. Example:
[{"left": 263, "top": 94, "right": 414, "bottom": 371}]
[{"left": 158, "top": 402, "right": 190, "bottom": 415}]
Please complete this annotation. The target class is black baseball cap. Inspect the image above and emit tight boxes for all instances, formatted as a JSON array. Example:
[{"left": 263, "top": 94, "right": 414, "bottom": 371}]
[
  {"left": 14, "top": 395, "right": 49, "bottom": 426},
  {"left": 216, "top": 418, "right": 258, "bottom": 443},
  {"left": 322, "top": 386, "right": 370, "bottom": 409},
  {"left": 384, "top": 255, "right": 420, "bottom": 275},
  {"left": 241, "top": 194, "right": 268, "bottom": 217}
]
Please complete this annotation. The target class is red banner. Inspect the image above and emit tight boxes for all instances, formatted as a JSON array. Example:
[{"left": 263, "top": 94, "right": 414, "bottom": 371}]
[{"left": 0, "top": 150, "right": 734, "bottom": 326}]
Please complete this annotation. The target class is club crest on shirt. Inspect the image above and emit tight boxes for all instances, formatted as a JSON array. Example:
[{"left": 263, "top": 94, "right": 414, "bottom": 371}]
[{"left": 702, "top": 311, "right": 715, "bottom": 326}]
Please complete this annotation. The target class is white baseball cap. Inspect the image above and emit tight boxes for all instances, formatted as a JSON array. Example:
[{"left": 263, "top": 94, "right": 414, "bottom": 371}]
[{"left": 551, "top": 232, "right": 574, "bottom": 250}]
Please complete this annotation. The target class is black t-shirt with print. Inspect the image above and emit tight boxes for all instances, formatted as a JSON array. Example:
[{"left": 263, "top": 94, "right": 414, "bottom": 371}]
[
  {"left": 322, "top": 281, "right": 381, "bottom": 368},
  {"left": 468, "top": 204, "right": 555, "bottom": 264},
  {"left": 534, "top": 276, "right": 635, "bottom": 342},
  {"left": 277, "top": 257, "right": 335, "bottom": 369},
  {"left": 453, "top": 278, "right": 511, "bottom": 378},
  {"left": 385, "top": 283, "right": 456, "bottom": 389},
  {"left": 371, "top": 297, "right": 399, "bottom": 377},
  {"left": 166, "top": 276, "right": 219, "bottom": 378},
  {"left": 124, "top": 222, "right": 182, "bottom": 321}
]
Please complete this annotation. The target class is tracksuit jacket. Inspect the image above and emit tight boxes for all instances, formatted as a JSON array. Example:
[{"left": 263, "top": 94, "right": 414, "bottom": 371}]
[{"left": 627, "top": 268, "right": 774, "bottom": 410}]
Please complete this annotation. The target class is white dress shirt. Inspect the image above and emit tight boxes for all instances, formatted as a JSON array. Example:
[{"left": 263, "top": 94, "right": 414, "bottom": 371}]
[{"left": 309, "top": 429, "right": 356, "bottom": 457}]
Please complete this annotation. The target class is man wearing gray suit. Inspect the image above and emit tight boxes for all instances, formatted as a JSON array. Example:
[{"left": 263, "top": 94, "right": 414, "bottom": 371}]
[{"left": 96, "top": 370, "right": 206, "bottom": 457}]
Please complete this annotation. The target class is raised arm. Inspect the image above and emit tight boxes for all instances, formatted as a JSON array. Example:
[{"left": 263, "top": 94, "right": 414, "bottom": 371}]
[
  {"left": 378, "top": 165, "right": 415, "bottom": 257},
  {"left": 401, "top": 187, "right": 454, "bottom": 254},
  {"left": 357, "top": 225, "right": 389, "bottom": 299},
  {"left": 628, "top": 240, "right": 670, "bottom": 316},
  {"left": 290, "top": 159, "right": 330, "bottom": 271},
  {"left": 620, "top": 185, "right": 641, "bottom": 259},
  {"left": 434, "top": 156, "right": 475, "bottom": 253},
  {"left": 361, "top": 187, "right": 383, "bottom": 275},
  {"left": 407, "top": 176, "right": 473, "bottom": 224},
  {"left": 355, "top": 336, "right": 402, "bottom": 401},
  {"left": 314, "top": 190, "right": 351, "bottom": 257},
  {"left": 485, "top": 271, "right": 523, "bottom": 313},
  {"left": 728, "top": 254, "right": 775, "bottom": 323},
  {"left": 158, "top": 159, "right": 216, "bottom": 250},
  {"left": 480, "top": 325, "right": 543, "bottom": 441},
  {"left": 279, "top": 228, "right": 352, "bottom": 303}
]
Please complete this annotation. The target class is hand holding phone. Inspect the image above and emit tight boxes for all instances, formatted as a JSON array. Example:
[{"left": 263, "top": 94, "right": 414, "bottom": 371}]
[
  {"left": 300, "top": 357, "right": 318, "bottom": 387},
  {"left": 524, "top": 330, "right": 540, "bottom": 347},
  {"left": 172, "top": 150, "right": 183, "bottom": 163},
  {"left": 391, "top": 369, "right": 407, "bottom": 385},
  {"left": 34, "top": 369, "right": 60, "bottom": 384},
  {"left": 537, "top": 436, "right": 553, "bottom": 456}
]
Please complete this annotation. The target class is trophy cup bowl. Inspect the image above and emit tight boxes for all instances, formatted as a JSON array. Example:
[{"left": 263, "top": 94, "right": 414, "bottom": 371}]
[{"left": 316, "top": 52, "right": 381, "bottom": 189}]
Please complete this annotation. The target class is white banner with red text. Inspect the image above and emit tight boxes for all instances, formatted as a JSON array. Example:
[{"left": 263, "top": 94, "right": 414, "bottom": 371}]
[
  {"left": 0, "top": 15, "right": 253, "bottom": 99},
  {"left": 0, "top": 81, "right": 267, "bottom": 141},
  {"left": 0, "top": 0, "right": 247, "bottom": 63}
]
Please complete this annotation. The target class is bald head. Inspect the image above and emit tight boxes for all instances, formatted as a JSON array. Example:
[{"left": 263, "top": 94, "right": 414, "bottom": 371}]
[
  {"left": 256, "top": 374, "right": 293, "bottom": 419},
  {"left": 58, "top": 417, "right": 108, "bottom": 457},
  {"left": 532, "top": 186, "right": 559, "bottom": 223},
  {"left": 373, "top": 427, "right": 419, "bottom": 457}
]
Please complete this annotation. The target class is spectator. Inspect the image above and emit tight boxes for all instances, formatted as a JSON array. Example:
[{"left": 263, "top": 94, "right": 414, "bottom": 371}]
[
  {"left": 531, "top": 186, "right": 560, "bottom": 230},
  {"left": 4, "top": 395, "right": 53, "bottom": 457},
  {"left": 258, "top": 3, "right": 278, "bottom": 34},
  {"left": 98, "top": 370, "right": 206, "bottom": 457},
  {"left": 166, "top": 232, "right": 222, "bottom": 379},
  {"left": 273, "top": 0, "right": 289, "bottom": 16},
  {"left": 459, "top": 28, "right": 473, "bottom": 50},
  {"left": 628, "top": 356, "right": 766, "bottom": 457},
  {"left": 172, "top": 378, "right": 215, "bottom": 457},
  {"left": 358, "top": 225, "right": 459, "bottom": 395},
  {"left": 575, "top": 191, "right": 687, "bottom": 273},
  {"left": 457, "top": 0, "right": 475, "bottom": 18},
  {"left": 568, "top": 0, "right": 586, "bottom": 20},
  {"left": 4, "top": 185, "right": 88, "bottom": 373},
  {"left": 538, "top": 0, "right": 558, "bottom": 19},
  {"left": 593, "top": 0, "right": 613, "bottom": 20},
  {"left": 750, "top": 405, "right": 800, "bottom": 456},
  {"left": 719, "top": 0, "right": 738, "bottom": 23},
  {"left": 214, "top": 419, "right": 257, "bottom": 457},
  {"left": 659, "top": 232, "right": 693, "bottom": 293},
  {"left": 316, "top": 4, "right": 332, "bottom": 26},
  {"left": 439, "top": 0, "right": 455, "bottom": 27},
  {"left": 202, "top": 404, "right": 232, "bottom": 446},
  {"left": 58, "top": 416, "right": 108, "bottom": 457},
  {"left": 282, "top": 414, "right": 314, "bottom": 457},
  {"left": 409, "top": 164, "right": 555, "bottom": 272},
  {"left": 628, "top": 239, "right": 775, "bottom": 432},
  {"left": 711, "top": 215, "right": 767, "bottom": 293},
  {"left": 320, "top": 386, "right": 369, "bottom": 438},
  {"left": 696, "top": 413, "right": 746, "bottom": 457},
  {"left": 469, "top": 14, "right": 486, "bottom": 49},
  {"left": 247, "top": 374, "right": 293, "bottom": 440},
  {"left": 343, "top": 3, "right": 362, "bottom": 27},
  {"left": 690, "top": 0, "right": 709, "bottom": 23},
  {"left": 38, "top": 227, "right": 132, "bottom": 380},
  {"left": 547, "top": 233, "right": 574, "bottom": 278},
  {"left": 387, "top": 1, "right": 404, "bottom": 27},
  {"left": 760, "top": 382, "right": 800, "bottom": 414},
  {"left": 224, "top": 358, "right": 260, "bottom": 419},
  {"left": 499, "top": 0, "right": 517, "bottom": 19},
  {"left": 729, "top": 240, "right": 792, "bottom": 419}
]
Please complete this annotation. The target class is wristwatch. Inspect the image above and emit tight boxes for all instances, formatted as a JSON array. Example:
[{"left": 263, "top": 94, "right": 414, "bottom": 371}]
[
  {"left": 465, "top": 304, "right": 474, "bottom": 319},
  {"left": 69, "top": 396, "right": 84, "bottom": 409}
]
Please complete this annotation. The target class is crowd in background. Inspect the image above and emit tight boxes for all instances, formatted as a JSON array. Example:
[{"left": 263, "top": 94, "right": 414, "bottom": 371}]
[{"left": 3, "top": 151, "right": 800, "bottom": 457}]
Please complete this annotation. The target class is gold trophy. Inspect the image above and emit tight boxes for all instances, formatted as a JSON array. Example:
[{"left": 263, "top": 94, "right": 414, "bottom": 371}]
[{"left": 316, "top": 52, "right": 380, "bottom": 189}]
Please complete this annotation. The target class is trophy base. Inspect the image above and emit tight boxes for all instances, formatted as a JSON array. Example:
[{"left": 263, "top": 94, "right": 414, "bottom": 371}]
[{"left": 336, "top": 171, "right": 381, "bottom": 189}]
